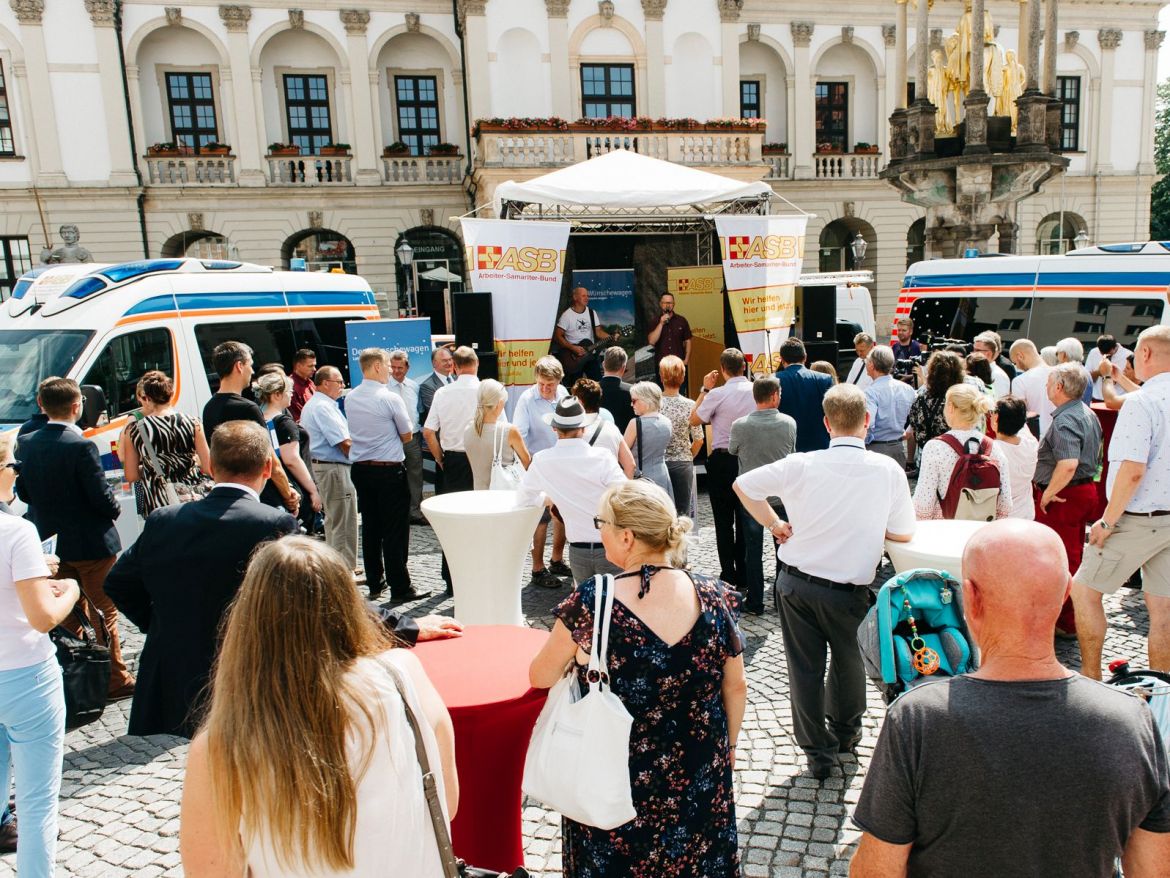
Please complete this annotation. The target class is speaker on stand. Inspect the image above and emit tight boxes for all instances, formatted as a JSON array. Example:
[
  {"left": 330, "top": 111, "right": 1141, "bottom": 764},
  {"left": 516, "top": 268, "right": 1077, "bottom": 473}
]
[{"left": 453, "top": 292, "right": 495, "bottom": 353}]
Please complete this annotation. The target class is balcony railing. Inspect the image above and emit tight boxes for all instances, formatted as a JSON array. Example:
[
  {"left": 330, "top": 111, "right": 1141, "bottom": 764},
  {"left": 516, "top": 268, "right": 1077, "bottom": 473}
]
[
  {"left": 813, "top": 152, "right": 883, "bottom": 180},
  {"left": 475, "top": 129, "right": 762, "bottom": 168},
  {"left": 382, "top": 155, "right": 463, "bottom": 184},
  {"left": 763, "top": 153, "right": 791, "bottom": 180},
  {"left": 266, "top": 155, "right": 353, "bottom": 185},
  {"left": 144, "top": 154, "right": 236, "bottom": 185}
]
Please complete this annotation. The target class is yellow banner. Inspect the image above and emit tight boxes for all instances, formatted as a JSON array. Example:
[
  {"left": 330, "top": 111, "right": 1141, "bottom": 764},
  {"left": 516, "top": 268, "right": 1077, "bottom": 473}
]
[
  {"left": 666, "top": 266, "right": 725, "bottom": 345},
  {"left": 727, "top": 284, "right": 797, "bottom": 334},
  {"left": 494, "top": 338, "right": 551, "bottom": 388}
]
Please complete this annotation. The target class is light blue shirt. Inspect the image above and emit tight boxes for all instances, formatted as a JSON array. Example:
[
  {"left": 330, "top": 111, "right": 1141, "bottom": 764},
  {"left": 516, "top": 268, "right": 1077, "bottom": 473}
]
[
  {"left": 299, "top": 391, "right": 351, "bottom": 464},
  {"left": 513, "top": 384, "right": 568, "bottom": 454},
  {"left": 864, "top": 374, "right": 916, "bottom": 444},
  {"left": 388, "top": 376, "right": 420, "bottom": 431},
  {"left": 345, "top": 379, "right": 413, "bottom": 463}
]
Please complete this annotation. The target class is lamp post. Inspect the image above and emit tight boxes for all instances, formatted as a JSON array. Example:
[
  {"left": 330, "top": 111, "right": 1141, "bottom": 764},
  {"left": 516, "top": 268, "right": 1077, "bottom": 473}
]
[
  {"left": 850, "top": 231, "right": 868, "bottom": 269},
  {"left": 396, "top": 239, "right": 414, "bottom": 316},
  {"left": 1073, "top": 229, "right": 1090, "bottom": 250}
]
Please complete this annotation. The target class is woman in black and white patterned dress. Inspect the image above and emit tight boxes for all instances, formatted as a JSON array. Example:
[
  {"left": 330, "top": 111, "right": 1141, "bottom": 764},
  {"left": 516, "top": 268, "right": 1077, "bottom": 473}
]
[{"left": 119, "top": 371, "right": 210, "bottom": 517}]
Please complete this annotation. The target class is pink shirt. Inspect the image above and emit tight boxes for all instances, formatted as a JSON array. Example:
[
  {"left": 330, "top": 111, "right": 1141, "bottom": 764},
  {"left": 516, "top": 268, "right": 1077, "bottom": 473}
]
[{"left": 695, "top": 376, "right": 756, "bottom": 450}]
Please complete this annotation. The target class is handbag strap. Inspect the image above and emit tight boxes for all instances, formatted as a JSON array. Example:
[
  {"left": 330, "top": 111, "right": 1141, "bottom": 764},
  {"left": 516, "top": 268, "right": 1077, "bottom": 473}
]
[
  {"left": 379, "top": 657, "right": 461, "bottom": 878},
  {"left": 135, "top": 418, "right": 182, "bottom": 507},
  {"left": 587, "top": 574, "right": 616, "bottom": 691},
  {"left": 635, "top": 417, "right": 644, "bottom": 472},
  {"left": 491, "top": 421, "right": 506, "bottom": 466}
]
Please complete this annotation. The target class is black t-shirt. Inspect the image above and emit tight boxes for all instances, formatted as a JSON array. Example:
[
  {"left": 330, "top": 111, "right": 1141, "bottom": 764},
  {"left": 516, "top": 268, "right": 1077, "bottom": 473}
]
[
  {"left": 259, "top": 411, "right": 304, "bottom": 508},
  {"left": 853, "top": 675, "right": 1170, "bottom": 877},
  {"left": 201, "top": 392, "right": 265, "bottom": 437}
]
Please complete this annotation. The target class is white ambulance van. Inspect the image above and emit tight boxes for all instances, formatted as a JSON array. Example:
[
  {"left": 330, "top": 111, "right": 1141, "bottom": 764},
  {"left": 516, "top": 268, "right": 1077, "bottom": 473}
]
[
  {"left": 0, "top": 257, "right": 381, "bottom": 540},
  {"left": 896, "top": 242, "right": 1170, "bottom": 349}
]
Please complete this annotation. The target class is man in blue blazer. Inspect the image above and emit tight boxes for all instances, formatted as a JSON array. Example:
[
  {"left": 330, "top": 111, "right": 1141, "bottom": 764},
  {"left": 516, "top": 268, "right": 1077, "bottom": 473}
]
[
  {"left": 15, "top": 377, "right": 134, "bottom": 697},
  {"left": 777, "top": 338, "right": 834, "bottom": 452}
]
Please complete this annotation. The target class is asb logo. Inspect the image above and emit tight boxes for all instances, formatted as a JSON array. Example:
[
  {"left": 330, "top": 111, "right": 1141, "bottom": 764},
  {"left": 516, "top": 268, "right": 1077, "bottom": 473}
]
[
  {"left": 720, "top": 235, "right": 805, "bottom": 261},
  {"left": 475, "top": 245, "right": 565, "bottom": 273}
]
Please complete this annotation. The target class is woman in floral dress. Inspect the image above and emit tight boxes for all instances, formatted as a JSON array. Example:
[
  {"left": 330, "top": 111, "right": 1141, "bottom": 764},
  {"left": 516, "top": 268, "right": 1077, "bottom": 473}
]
[{"left": 530, "top": 480, "right": 747, "bottom": 877}]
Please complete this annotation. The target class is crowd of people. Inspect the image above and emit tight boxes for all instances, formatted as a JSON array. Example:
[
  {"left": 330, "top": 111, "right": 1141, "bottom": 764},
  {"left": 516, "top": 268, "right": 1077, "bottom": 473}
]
[{"left": 0, "top": 312, "right": 1169, "bottom": 876}]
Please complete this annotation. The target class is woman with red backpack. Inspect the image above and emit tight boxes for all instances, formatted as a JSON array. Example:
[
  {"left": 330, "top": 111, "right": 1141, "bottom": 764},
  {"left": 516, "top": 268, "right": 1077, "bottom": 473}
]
[{"left": 913, "top": 384, "right": 1013, "bottom": 521}]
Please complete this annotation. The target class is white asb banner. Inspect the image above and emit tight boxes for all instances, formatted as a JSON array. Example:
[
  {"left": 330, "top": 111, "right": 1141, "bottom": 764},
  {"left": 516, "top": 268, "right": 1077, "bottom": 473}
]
[
  {"left": 713, "top": 215, "right": 809, "bottom": 375},
  {"left": 459, "top": 218, "right": 571, "bottom": 406}
]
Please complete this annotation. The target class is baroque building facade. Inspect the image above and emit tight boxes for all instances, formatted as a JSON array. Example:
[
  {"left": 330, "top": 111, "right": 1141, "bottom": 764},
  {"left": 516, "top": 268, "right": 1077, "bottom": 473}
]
[{"left": 0, "top": 0, "right": 1163, "bottom": 324}]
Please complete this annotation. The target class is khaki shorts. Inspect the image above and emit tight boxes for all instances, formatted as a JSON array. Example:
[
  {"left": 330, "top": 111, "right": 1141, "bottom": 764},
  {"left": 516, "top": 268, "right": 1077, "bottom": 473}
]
[{"left": 1074, "top": 513, "right": 1170, "bottom": 598}]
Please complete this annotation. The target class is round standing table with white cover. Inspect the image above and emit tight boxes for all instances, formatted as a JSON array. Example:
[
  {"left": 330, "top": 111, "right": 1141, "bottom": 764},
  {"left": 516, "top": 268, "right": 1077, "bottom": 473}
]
[
  {"left": 884, "top": 520, "right": 992, "bottom": 583},
  {"left": 421, "top": 490, "right": 545, "bottom": 625}
]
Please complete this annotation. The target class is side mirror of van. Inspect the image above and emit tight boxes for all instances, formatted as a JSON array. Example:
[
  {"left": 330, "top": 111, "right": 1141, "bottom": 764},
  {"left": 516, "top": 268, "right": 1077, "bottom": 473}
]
[{"left": 78, "top": 384, "right": 109, "bottom": 430}]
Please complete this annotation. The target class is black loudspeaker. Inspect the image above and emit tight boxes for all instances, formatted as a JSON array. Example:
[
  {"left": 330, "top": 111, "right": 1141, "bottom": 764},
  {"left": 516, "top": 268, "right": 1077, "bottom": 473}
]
[
  {"left": 476, "top": 352, "right": 498, "bottom": 381},
  {"left": 454, "top": 292, "right": 494, "bottom": 352},
  {"left": 804, "top": 340, "right": 839, "bottom": 368},
  {"left": 801, "top": 284, "right": 837, "bottom": 343},
  {"left": 418, "top": 288, "right": 449, "bottom": 335}
]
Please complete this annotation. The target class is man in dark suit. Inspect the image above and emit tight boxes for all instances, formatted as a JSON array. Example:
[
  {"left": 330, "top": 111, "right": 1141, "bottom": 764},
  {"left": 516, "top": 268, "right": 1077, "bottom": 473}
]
[
  {"left": 15, "top": 377, "right": 134, "bottom": 697},
  {"left": 417, "top": 345, "right": 454, "bottom": 502},
  {"left": 599, "top": 346, "right": 635, "bottom": 433},
  {"left": 105, "top": 421, "right": 296, "bottom": 737},
  {"left": 777, "top": 338, "right": 834, "bottom": 452}
]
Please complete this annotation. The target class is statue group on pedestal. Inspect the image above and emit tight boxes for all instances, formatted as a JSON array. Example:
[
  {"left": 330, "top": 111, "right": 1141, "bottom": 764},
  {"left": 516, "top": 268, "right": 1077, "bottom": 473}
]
[{"left": 926, "top": 1, "right": 1027, "bottom": 136}]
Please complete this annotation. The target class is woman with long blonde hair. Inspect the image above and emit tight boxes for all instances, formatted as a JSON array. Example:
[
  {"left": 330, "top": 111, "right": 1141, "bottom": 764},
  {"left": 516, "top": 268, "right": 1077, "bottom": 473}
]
[
  {"left": 180, "top": 537, "right": 457, "bottom": 876},
  {"left": 463, "top": 378, "right": 531, "bottom": 490}
]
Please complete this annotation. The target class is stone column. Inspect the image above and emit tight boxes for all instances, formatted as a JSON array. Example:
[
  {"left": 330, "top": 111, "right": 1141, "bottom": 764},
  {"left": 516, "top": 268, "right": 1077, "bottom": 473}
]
[
  {"left": 459, "top": 1, "right": 491, "bottom": 123},
  {"left": 1016, "top": 0, "right": 1047, "bottom": 151},
  {"left": 963, "top": 0, "right": 989, "bottom": 154},
  {"left": 881, "top": 24, "right": 897, "bottom": 155},
  {"left": 906, "top": 0, "right": 935, "bottom": 158},
  {"left": 1043, "top": 0, "right": 1058, "bottom": 94},
  {"left": 791, "top": 21, "right": 814, "bottom": 179},
  {"left": 895, "top": 1, "right": 908, "bottom": 109},
  {"left": 84, "top": 0, "right": 138, "bottom": 185},
  {"left": 340, "top": 10, "right": 379, "bottom": 184},
  {"left": 220, "top": 5, "right": 265, "bottom": 185},
  {"left": 1018, "top": 0, "right": 1031, "bottom": 79},
  {"left": 718, "top": 1, "right": 741, "bottom": 118},
  {"left": 10, "top": 0, "right": 66, "bottom": 185},
  {"left": 1140, "top": 30, "right": 1164, "bottom": 174},
  {"left": 1095, "top": 28, "right": 1121, "bottom": 172},
  {"left": 546, "top": 1, "right": 572, "bottom": 118},
  {"left": 642, "top": 1, "right": 667, "bottom": 117}
]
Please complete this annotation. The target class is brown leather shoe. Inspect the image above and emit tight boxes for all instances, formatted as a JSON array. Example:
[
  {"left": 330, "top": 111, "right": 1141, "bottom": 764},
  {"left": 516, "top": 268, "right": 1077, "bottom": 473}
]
[
  {"left": 0, "top": 816, "right": 16, "bottom": 854},
  {"left": 107, "top": 682, "right": 136, "bottom": 702}
]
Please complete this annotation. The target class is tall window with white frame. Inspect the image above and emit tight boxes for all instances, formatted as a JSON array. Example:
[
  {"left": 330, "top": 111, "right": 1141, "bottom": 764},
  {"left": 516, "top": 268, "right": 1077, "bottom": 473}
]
[
  {"left": 395, "top": 75, "right": 441, "bottom": 156},
  {"left": 0, "top": 237, "right": 31, "bottom": 301},
  {"left": 165, "top": 72, "right": 219, "bottom": 153},
  {"left": 283, "top": 74, "right": 332, "bottom": 155},
  {"left": 815, "top": 82, "right": 849, "bottom": 152},
  {"left": 740, "top": 80, "right": 761, "bottom": 119},
  {"left": 0, "top": 62, "right": 13, "bottom": 156},
  {"left": 1057, "top": 75, "right": 1081, "bottom": 152},
  {"left": 581, "top": 64, "right": 635, "bottom": 118}
]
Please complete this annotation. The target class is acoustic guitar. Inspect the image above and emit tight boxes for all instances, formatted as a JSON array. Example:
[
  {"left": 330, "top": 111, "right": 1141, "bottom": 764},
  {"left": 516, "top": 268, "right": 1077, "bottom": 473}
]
[{"left": 554, "top": 329, "right": 620, "bottom": 376}]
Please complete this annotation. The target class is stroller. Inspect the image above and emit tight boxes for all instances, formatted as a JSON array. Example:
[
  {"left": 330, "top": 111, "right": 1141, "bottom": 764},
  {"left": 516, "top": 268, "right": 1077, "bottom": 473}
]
[
  {"left": 858, "top": 568, "right": 978, "bottom": 704},
  {"left": 1106, "top": 661, "right": 1170, "bottom": 878}
]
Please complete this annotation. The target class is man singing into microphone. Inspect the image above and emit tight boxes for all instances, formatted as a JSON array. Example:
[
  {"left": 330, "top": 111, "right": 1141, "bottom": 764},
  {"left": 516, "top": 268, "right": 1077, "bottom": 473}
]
[{"left": 648, "top": 292, "right": 692, "bottom": 375}]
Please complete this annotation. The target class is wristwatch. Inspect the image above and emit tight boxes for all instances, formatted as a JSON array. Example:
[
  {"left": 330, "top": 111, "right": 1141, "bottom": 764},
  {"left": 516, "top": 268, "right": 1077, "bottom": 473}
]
[
  {"left": 698, "top": 387, "right": 710, "bottom": 394},
  {"left": 1097, "top": 519, "right": 1114, "bottom": 530}
]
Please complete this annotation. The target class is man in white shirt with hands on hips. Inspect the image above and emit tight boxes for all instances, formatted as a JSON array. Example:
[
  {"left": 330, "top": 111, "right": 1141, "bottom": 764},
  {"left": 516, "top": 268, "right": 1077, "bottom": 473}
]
[
  {"left": 735, "top": 384, "right": 916, "bottom": 781},
  {"left": 1072, "top": 324, "right": 1170, "bottom": 680}
]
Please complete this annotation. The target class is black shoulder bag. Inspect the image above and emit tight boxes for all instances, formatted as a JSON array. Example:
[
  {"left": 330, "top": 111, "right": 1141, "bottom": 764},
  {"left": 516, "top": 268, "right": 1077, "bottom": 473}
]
[{"left": 49, "top": 601, "right": 112, "bottom": 730}]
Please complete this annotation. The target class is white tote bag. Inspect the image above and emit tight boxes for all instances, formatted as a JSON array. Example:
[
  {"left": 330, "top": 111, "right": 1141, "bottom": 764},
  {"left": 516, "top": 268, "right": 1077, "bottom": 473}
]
[
  {"left": 489, "top": 423, "right": 524, "bottom": 491},
  {"left": 522, "top": 574, "right": 636, "bottom": 829}
]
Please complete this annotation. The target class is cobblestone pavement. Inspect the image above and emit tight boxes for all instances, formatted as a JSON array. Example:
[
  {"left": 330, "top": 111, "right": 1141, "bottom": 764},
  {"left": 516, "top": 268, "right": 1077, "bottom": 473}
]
[{"left": 0, "top": 493, "right": 1153, "bottom": 877}]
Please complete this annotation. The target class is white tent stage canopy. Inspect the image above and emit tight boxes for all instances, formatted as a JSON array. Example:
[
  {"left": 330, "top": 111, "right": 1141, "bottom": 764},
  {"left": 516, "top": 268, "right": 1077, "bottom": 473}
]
[{"left": 491, "top": 150, "right": 775, "bottom": 224}]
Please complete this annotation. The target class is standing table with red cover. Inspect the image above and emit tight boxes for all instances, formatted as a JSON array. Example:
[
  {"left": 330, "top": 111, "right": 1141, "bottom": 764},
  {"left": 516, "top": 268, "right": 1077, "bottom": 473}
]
[{"left": 414, "top": 625, "right": 550, "bottom": 872}]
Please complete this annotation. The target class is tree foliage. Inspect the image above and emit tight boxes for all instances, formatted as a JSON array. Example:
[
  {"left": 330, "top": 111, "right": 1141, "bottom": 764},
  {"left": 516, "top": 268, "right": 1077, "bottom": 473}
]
[{"left": 1150, "top": 79, "right": 1170, "bottom": 240}]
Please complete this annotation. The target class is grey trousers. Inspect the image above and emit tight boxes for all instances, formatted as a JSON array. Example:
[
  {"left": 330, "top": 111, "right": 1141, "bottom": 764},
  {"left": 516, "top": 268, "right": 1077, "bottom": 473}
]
[
  {"left": 316, "top": 462, "right": 358, "bottom": 569},
  {"left": 866, "top": 439, "right": 907, "bottom": 470},
  {"left": 774, "top": 569, "right": 871, "bottom": 764},
  {"left": 665, "top": 459, "right": 694, "bottom": 517},
  {"left": 403, "top": 434, "right": 424, "bottom": 513},
  {"left": 568, "top": 544, "right": 621, "bottom": 586}
]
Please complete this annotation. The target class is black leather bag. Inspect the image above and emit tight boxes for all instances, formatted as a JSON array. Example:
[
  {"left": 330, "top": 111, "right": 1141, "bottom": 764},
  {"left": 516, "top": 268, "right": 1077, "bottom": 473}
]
[{"left": 49, "top": 604, "right": 111, "bottom": 730}]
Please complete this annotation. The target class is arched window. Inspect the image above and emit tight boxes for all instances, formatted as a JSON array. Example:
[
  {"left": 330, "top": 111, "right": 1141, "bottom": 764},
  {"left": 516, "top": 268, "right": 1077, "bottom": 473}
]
[
  {"left": 819, "top": 218, "right": 876, "bottom": 273},
  {"left": 160, "top": 230, "right": 233, "bottom": 260},
  {"left": 907, "top": 218, "right": 926, "bottom": 267},
  {"left": 394, "top": 226, "right": 465, "bottom": 330},
  {"left": 282, "top": 229, "right": 356, "bottom": 274},
  {"left": 1036, "top": 212, "right": 1087, "bottom": 255}
]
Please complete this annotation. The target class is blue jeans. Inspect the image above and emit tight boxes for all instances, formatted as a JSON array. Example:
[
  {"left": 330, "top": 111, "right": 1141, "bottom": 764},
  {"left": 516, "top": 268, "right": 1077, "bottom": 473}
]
[{"left": 0, "top": 658, "right": 65, "bottom": 877}]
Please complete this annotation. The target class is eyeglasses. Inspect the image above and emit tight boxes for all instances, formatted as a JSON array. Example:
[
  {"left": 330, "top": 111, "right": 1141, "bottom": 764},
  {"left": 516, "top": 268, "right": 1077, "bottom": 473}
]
[{"left": 593, "top": 516, "right": 612, "bottom": 530}]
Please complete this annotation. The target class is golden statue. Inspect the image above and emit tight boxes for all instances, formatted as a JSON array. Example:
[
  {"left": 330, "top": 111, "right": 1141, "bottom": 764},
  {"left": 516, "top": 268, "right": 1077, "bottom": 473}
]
[
  {"left": 928, "top": 47, "right": 955, "bottom": 134},
  {"left": 1000, "top": 49, "right": 1027, "bottom": 132}
]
